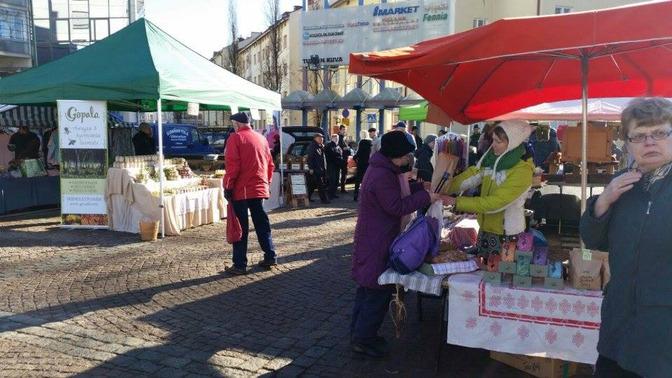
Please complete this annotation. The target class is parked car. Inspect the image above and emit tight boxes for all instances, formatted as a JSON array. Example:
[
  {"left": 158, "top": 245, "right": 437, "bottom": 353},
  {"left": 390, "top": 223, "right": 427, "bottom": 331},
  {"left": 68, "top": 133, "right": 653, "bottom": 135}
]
[
  {"left": 144, "top": 123, "right": 216, "bottom": 159},
  {"left": 200, "top": 127, "right": 234, "bottom": 153},
  {"left": 282, "top": 126, "right": 356, "bottom": 181}
]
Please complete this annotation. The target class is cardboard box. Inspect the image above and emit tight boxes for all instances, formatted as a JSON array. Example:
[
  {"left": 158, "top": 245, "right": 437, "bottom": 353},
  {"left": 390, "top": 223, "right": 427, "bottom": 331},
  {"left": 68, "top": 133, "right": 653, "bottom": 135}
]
[
  {"left": 483, "top": 271, "right": 502, "bottom": 285},
  {"left": 544, "top": 277, "right": 565, "bottom": 290},
  {"left": 499, "top": 261, "right": 517, "bottom": 274},
  {"left": 491, "top": 351, "right": 577, "bottom": 378},
  {"left": 531, "top": 264, "right": 548, "bottom": 278},
  {"left": 513, "top": 275, "right": 532, "bottom": 288}
]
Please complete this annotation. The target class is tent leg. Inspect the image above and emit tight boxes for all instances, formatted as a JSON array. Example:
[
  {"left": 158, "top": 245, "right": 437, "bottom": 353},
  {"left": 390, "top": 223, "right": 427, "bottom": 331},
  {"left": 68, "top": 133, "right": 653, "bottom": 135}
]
[
  {"left": 157, "top": 99, "right": 165, "bottom": 239},
  {"left": 580, "top": 56, "right": 588, "bottom": 215},
  {"left": 277, "top": 110, "right": 285, "bottom": 207},
  {"left": 355, "top": 109, "right": 362, "bottom": 142}
]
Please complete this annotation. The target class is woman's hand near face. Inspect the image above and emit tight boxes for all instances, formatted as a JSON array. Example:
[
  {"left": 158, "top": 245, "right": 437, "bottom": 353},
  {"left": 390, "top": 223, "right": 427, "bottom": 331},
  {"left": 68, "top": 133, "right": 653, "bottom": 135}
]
[{"left": 594, "top": 171, "right": 642, "bottom": 217}]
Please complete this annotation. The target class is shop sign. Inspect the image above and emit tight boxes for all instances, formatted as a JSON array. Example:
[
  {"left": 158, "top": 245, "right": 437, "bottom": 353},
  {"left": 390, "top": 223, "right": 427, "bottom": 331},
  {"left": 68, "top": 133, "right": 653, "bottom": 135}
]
[
  {"left": 301, "top": 0, "right": 454, "bottom": 65},
  {"left": 57, "top": 100, "right": 109, "bottom": 228}
]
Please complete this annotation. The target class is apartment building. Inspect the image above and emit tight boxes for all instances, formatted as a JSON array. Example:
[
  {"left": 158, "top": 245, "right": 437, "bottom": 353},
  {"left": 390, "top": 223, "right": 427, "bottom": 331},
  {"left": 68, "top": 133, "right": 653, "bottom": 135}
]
[{"left": 0, "top": 0, "right": 32, "bottom": 77}]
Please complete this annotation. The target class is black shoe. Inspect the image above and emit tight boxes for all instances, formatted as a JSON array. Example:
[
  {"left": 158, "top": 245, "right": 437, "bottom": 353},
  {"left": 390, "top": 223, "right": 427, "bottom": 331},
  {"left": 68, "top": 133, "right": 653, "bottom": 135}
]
[
  {"left": 258, "top": 260, "right": 277, "bottom": 270},
  {"left": 351, "top": 341, "right": 386, "bottom": 359},
  {"left": 223, "top": 266, "right": 247, "bottom": 276}
]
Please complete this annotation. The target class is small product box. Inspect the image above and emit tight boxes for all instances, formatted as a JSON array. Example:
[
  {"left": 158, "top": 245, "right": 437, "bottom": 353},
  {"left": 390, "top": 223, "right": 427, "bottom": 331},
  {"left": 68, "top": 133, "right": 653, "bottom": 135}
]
[
  {"left": 544, "top": 277, "right": 565, "bottom": 290},
  {"left": 513, "top": 275, "right": 532, "bottom": 288},
  {"left": 530, "top": 264, "right": 548, "bottom": 278},
  {"left": 483, "top": 271, "right": 502, "bottom": 285},
  {"left": 498, "top": 261, "right": 517, "bottom": 274},
  {"left": 516, "top": 252, "right": 532, "bottom": 277}
]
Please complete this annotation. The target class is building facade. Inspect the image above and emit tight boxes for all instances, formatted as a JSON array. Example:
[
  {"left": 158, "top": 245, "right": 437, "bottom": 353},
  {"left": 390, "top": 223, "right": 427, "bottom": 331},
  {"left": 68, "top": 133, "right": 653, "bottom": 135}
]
[
  {"left": 32, "top": 0, "right": 138, "bottom": 66},
  {"left": 0, "top": 0, "right": 33, "bottom": 77}
]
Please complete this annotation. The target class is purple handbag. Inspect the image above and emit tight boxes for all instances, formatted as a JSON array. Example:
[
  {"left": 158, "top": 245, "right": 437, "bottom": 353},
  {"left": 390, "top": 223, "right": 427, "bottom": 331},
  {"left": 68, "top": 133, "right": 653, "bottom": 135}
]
[{"left": 389, "top": 215, "right": 439, "bottom": 274}]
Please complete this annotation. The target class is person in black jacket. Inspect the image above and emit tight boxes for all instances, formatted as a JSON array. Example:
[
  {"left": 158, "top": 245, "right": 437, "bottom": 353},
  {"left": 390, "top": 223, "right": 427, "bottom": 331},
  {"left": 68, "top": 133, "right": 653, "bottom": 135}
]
[
  {"left": 415, "top": 134, "right": 437, "bottom": 182},
  {"left": 306, "top": 134, "right": 329, "bottom": 204},
  {"left": 353, "top": 130, "right": 373, "bottom": 202},
  {"left": 133, "top": 123, "right": 155, "bottom": 155},
  {"left": 326, "top": 134, "right": 345, "bottom": 199},
  {"left": 337, "top": 125, "right": 351, "bottom": 193}
]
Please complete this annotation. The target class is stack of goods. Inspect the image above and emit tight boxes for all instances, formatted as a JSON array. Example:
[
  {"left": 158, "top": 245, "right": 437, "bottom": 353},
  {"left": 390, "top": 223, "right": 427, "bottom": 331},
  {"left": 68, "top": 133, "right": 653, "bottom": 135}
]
[
  {"left": 431, "top": 134, "right": 467, "bottom": 195},
  {"left": 177, "top": 161, "right": 194, "bottom": 179},
  {"left": 483, "top": 229, "right": 564, "bottom": 289},
  {"left": 164, "top": 185, "right": 209, "bottom": 196},
  {"left": 112, "top": 155, "right": 158, "bottom": 169},
  {"left": 569, "top": 248, "right": 609, "bottom": 291},
  {"left": 163, "top": 166, "right": 180, "bottom": 181}
]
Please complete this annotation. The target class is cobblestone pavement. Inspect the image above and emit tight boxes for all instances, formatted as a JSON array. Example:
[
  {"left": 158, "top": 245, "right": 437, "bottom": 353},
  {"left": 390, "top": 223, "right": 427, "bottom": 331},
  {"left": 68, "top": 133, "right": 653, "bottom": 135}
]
[{"left": 0, "top": 195, "right": 585, "bottom": 377}]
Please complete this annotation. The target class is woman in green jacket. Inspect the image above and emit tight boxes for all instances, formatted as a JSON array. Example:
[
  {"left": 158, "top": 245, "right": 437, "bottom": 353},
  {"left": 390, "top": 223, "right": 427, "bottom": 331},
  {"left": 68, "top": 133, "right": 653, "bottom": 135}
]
[{"left": 447, "top": 120, "right": 534, "bottom": 252}]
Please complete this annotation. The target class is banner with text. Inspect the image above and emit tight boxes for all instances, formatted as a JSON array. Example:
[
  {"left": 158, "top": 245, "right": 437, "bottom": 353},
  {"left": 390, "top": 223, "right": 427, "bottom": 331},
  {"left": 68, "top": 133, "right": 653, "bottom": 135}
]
[
  {"left": 301, "top": 0, "right": 454, "bottom": 65},
  {"left": 57, "top": 100, "right": 109, "bottom": 228}
]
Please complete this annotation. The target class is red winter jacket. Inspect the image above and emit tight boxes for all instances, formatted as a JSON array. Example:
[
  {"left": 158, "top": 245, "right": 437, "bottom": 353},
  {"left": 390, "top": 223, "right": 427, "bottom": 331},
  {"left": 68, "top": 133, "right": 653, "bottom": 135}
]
[{"left": 224, "top": 125, "right": 275, "bottom": 201}]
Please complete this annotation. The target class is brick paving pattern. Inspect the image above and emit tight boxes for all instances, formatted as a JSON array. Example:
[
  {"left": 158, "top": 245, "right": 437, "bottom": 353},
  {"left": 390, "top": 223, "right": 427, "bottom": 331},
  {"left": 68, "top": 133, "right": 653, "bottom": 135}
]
[{"left": 0, "top": 197, "right": 588, "bottom": 377}]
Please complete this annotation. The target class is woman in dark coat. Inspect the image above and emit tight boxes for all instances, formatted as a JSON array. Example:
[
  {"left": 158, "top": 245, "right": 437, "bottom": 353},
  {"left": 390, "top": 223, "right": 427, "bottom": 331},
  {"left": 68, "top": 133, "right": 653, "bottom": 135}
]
[
  {"left": 415, "top": 134, "right": 437, "bottom": 183},
  {"left": 350, "top": 131, "right": 448, "bottom": 358},
  {"left": 353, "top": 130, "right": 372, "bottom": 201},
  {"left": 580, "top": 98, "right": 672, "bottom": 378}
]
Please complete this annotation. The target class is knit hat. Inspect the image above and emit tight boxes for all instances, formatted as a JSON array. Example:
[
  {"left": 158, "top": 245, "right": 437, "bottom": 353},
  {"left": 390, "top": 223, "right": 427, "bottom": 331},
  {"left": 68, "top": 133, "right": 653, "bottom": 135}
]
[
  {"left": 230, "top": 112, "right": 249, "bottom": 124},
  {"left": 424, "top": 134, "right": 438, "bottom": 145},
  {"left": 381, "top": 131, "right": 415, "bottom": 158},
  {"left": 477, "top": 119, "right": 533, "bottom": 176}
]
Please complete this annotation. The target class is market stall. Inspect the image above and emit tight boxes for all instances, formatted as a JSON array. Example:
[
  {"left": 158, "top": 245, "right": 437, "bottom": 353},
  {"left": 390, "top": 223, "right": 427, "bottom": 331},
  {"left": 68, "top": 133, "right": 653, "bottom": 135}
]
[
  {"left": 105, "top": 155, "right": 226, "bottom": 236},
  {"left": 0, "top": 19, "right": 281, "bottom": 235}
]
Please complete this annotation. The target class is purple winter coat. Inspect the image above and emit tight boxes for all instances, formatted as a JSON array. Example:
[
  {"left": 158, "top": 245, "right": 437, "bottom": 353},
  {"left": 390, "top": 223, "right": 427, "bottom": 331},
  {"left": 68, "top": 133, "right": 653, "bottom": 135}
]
[{"left": 352, "top": 152, "right": 432, "bottom": 288}]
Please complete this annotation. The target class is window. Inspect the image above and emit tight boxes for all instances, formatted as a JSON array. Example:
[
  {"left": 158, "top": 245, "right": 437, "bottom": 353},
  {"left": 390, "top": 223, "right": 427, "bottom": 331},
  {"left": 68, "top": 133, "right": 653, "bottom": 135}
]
[
  {"left": 33, "top": 0, "right": 50, "bottom": 19},
  {"left": 283, "top": 35, "right": 288, "bottom": 49},
  {"left": 555, "top": 6, "right": 571, "bottom": 14},
  {"left": 90, "top": 0, "right": 111, "bottom": 18},
  {"left": 473, "top": 18, "right": 486, "bottom": 28},
  {"left": 52, "top": 0, "right": 70, "bottom": 18},
  {"left": 109, "top": 0, "right": 129, "bottom": 17},
  {"left": 70, "top": 18, "right": 90, "bottom": 42},
  {"left": 56, "top": 19, "right": 70, "bottom": 42},
  {"left": 70, "top": 0, "right": 90, "bottom": 18},
  {"left": 0, "top": 8, "right": 28, "bottom": 41},
  {"left": 92, "top": 19, "right": 110, "bottom": 40}
]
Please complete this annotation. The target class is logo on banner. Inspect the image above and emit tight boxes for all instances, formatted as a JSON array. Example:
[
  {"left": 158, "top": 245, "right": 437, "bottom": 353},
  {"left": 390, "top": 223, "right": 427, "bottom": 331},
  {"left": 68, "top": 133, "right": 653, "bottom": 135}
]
[
  {"left": 372, "top": 5, "right": 420, "bottom": 16},
  {"left": 65, "top": 106, "right": 101, "bottom": 123}
]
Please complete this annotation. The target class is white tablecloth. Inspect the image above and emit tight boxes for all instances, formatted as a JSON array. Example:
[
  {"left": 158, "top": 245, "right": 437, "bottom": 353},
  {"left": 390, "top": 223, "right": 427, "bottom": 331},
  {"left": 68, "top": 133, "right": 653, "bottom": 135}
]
[
  {"left": 446, "top": 272, "right": 602, "bottom": 364},
  {"left": 106, "top": 168, "right": 226, "bottom": 236}
]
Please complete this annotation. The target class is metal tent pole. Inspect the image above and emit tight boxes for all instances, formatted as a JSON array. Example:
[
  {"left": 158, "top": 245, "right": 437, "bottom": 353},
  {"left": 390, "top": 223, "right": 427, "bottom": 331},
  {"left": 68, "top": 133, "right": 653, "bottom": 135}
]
[
  {"left": 157, "top": 99, "right": 165, "bottom": 238},
  {"left": 580, "top": 55, "right": 589, "bottom": 214}
]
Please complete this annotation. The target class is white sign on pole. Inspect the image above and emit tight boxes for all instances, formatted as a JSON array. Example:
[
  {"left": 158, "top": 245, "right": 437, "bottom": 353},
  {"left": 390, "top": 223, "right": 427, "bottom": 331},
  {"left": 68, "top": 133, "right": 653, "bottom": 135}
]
[
  {"left": 57, "top": 100, "right": 109, "bottom": 228},
  {"left": 187, "top": 102, "right": 200, "bottom": 116},
  {"left": 301, "top": 0, "right": 455, "bottom": 65}
]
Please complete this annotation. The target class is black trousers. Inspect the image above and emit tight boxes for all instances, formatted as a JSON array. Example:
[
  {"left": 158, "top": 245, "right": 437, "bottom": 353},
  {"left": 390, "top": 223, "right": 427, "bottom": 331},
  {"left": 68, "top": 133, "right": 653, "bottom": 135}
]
[
  {"left": 327, "top": 165, "right": 340, "bottom": 198},
  {"left": 308, "top": 173, "right": 328, "bottom": 202},
  {"left": 340, "top": 165, "right": 348, "bottom": 192},
  {"left": 595, "top": 355, "right": 641, "bottom": 378},
  {"left": 353, "top": 165, "right": 368, "bottom": 200},
  {"left": 350, "top": 286, "right": 394, "bottom": 344}
]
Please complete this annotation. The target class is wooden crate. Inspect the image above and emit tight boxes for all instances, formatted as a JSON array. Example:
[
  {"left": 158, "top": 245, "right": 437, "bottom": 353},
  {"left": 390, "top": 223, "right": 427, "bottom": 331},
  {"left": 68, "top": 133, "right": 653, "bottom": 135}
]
[
  {"left": 491, "top": 351, "right": 577, "bottom": 378},
  {"left": 561, "top": 125, "right": 613, "bottom": 164}
]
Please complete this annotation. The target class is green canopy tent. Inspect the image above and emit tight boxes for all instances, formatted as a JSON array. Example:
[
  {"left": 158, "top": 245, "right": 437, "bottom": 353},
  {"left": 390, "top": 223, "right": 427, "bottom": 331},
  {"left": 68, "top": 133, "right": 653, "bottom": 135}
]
[
  {"left": 0, "top": 18, "right": 281, "bottom": 237},
  {"left": 398, "top": 101, "right": 428, "bottom": 121}
]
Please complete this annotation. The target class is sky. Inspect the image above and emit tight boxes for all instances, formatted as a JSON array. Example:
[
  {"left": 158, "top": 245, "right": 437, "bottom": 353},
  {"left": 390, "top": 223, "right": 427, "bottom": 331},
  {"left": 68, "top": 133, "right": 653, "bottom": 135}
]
[{"left": 144, "top": 0, "right": 303, "bottom": 59}]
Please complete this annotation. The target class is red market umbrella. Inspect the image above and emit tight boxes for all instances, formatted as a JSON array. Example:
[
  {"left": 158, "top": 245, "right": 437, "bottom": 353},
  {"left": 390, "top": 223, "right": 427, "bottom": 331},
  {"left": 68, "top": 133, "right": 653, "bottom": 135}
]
[{"left": 349, "top": 0, "right": 672, "bottom": 211}]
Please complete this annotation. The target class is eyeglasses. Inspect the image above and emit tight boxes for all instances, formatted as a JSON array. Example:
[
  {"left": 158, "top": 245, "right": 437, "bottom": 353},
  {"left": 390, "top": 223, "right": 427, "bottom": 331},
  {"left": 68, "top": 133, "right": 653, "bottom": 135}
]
[{"left": 627, "top": 129, "right": 672, "bottom": 143}]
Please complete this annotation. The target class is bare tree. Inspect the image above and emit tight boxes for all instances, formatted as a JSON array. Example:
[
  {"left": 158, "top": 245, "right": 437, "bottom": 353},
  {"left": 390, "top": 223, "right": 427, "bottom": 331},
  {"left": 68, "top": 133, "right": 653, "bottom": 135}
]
[
  {"left": 262, "top": 0, "right": 282, "bottom": 92},
  {"left": 227, "top": 0, "right": 240, "bottom": 75}
]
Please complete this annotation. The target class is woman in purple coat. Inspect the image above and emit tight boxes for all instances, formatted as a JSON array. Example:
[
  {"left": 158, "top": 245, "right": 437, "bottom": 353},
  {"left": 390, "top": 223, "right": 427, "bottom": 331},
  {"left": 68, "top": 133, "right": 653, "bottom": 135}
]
[{"left": 350, "top": 131, "right": 447, "bottom": 358}]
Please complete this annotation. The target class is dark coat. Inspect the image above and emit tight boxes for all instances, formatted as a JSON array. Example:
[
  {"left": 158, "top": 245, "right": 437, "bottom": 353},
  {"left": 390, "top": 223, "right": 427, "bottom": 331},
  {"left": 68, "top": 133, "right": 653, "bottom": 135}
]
[
  {"left": 9, "top": 131, "right": 40, "bottom": 159},
  {"left": 354, "top": 139, "right": 372, "bottom": 181},
  {"left": 338, "top": 134, "right": 351, "bottom": 158},
  {"left": 352, "top": 152, "right": 431, "bottom": 288},
  {"left": 580, "top": 170, "right": 672, "bottom": 378},
  {"left": 415, "top": 143, "right": 434, "bottom": 182},
  {"left": 306, "top": 141, "right": 326, "bottom": 176},
  {"left": 325, "top": 141, "right": 344, "bottom": 171},
  {"left": 132, "top": 132, "right": 155, "bottom": 156}
]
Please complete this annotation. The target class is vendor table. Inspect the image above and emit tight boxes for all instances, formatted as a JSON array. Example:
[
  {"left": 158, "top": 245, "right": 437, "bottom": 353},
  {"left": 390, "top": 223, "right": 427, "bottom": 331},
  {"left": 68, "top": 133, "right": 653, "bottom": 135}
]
[
  {"left": 544, "top": 174, "right": 612, "bottom": 196},
  {"left": 0, "top": 175, "right": 60, "bottom": 215},
  {"left": 446, "top": 272, "right": 602, "bottom": 365},
  {"left": 106, "top": 168, "right": 226, "bottom": 236}
]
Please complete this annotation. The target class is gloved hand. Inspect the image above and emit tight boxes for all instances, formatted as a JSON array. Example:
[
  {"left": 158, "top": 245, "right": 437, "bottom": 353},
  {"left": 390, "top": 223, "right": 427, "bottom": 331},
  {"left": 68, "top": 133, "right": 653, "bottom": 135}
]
[{"left": 224, "top": 189, "right": 234, "bottom": 202}]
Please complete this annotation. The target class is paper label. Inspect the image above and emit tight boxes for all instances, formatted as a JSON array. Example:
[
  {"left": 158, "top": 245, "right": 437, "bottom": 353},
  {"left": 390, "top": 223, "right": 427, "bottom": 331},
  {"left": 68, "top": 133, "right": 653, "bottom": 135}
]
[{"left": 582, "top": 249, "right": 593, "bottom": 261}]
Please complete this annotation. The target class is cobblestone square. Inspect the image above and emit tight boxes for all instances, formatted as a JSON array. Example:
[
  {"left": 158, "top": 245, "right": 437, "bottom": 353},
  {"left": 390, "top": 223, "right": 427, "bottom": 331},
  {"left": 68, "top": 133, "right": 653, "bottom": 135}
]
[{"left": 0, "top": 199, "right": 581, "bottom": 377}]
